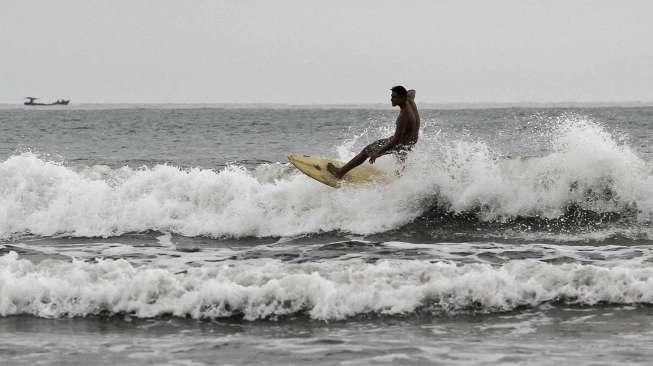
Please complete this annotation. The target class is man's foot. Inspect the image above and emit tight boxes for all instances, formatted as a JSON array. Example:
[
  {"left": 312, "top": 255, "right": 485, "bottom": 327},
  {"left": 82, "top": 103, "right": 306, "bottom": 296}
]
[{"left": 326, "top": 163, "right": 344, "bottom": 179}]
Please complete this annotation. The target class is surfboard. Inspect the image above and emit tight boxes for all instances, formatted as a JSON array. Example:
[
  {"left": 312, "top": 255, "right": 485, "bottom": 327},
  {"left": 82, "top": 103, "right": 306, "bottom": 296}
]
[{"left": 288, "top": 153, "right": 386, "bottom": 188}]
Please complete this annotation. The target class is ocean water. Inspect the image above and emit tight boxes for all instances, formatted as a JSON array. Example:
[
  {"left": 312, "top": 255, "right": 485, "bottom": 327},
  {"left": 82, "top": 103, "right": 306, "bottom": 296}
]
[{"left": 1, "top": 105, "right": 653, "bottom": 365}]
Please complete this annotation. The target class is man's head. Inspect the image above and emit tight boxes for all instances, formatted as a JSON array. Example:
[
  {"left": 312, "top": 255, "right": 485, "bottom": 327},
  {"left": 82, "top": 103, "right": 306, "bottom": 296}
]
[{"left": 390, "top": 85, "right": 407, "bottom": 107}]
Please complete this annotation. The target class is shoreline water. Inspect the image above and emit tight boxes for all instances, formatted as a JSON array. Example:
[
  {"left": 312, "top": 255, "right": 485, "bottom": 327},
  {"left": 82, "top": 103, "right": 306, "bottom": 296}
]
[{"left": 3, "top": 305, "right": 653, "bottom": 365}]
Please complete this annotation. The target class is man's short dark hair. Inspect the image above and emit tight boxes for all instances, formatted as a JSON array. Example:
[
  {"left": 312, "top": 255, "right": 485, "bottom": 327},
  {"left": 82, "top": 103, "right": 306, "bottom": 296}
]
[{"left": 391, "top": 85, "right": 407, "bottom": 97}]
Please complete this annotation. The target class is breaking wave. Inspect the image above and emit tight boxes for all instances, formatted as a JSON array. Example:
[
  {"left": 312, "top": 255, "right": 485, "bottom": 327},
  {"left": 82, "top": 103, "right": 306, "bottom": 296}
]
[
  {"left": 2, "top": 251, "right": 653, "bottom": 320},
  {"left": 0, "top": 116, "right": 651, "bottom": 239}
]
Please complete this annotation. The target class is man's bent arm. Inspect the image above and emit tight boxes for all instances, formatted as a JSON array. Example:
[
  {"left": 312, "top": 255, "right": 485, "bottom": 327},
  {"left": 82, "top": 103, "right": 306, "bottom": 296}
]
[{"left": 407, "top": 90, "right": 420, "bottom": 128}]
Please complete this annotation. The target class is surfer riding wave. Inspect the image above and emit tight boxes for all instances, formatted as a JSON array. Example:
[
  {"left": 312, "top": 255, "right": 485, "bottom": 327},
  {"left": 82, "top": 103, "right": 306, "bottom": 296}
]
[{"left": 327, "top": 86, "right": 420, "bottom": 179}]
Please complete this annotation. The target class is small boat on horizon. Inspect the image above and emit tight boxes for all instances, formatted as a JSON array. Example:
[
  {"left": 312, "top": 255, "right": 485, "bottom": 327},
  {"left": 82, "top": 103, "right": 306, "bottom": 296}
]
[{"left": 24, "top": 97, "right": 70, "bottom": 106}]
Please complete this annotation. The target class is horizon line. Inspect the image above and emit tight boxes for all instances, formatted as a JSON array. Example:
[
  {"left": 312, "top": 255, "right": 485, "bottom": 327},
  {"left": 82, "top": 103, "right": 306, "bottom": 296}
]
[{"left": 1, "top": 100, "right": 653, "bottom": 108}]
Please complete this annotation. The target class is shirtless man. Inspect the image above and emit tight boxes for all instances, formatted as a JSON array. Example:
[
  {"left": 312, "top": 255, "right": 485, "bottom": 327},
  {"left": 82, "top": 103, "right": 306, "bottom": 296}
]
[{"left": 327, "top": 85, "right": 420, "bottom": 179}]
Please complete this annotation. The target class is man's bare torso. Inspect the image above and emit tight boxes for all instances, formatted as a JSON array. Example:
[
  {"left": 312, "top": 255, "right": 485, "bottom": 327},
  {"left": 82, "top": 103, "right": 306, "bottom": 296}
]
[{"left": 396, "top": 100, "right": 420, "bottom": 148}]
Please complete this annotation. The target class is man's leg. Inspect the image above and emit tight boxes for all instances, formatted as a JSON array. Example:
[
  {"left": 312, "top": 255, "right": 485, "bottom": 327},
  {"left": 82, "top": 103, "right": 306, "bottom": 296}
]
[
  {"left": 327, "top": 138, "right": 389, "bottom": 179},
  {"left": 393, "top": 149, "right": 408, "bottom": 176},
  {"left": 326, "top": 150, "right": 369, "bottom": 179}
]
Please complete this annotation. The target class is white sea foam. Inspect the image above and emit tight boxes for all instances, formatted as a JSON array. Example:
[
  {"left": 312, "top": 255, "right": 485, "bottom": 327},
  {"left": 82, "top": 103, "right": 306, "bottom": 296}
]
[
  {"left": 403, "top": 115, "right": 653, "bottom": 220},
  {"left": 2, "top": 251, "right": 653, "bottom": 320},
  {"left": 0, "top": 116, "right": 651, "bottom": 238}
]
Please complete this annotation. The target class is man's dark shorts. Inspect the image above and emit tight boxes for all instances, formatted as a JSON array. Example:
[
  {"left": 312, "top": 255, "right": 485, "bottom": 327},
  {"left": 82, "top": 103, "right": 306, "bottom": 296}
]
[{"left": 362, "top": 138, "right": 411, "bottom": 162}]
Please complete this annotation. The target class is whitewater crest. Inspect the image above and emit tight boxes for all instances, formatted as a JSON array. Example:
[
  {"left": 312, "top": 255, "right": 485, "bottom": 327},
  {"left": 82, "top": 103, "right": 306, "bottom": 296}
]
[
  {"left": 405, "top": 115, "right": 653, "bottom": 221},
  {"left": 2, "top": 251, "right": 653, "bottom": 320},
  {"left": 0, "top": 116, "right": 651, "bottom": 239}
]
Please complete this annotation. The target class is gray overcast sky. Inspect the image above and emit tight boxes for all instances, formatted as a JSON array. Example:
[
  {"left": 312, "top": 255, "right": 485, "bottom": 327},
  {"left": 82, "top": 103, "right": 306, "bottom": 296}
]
[{"left": 1, "top": 0, "right": 652, "bottom": 104}]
